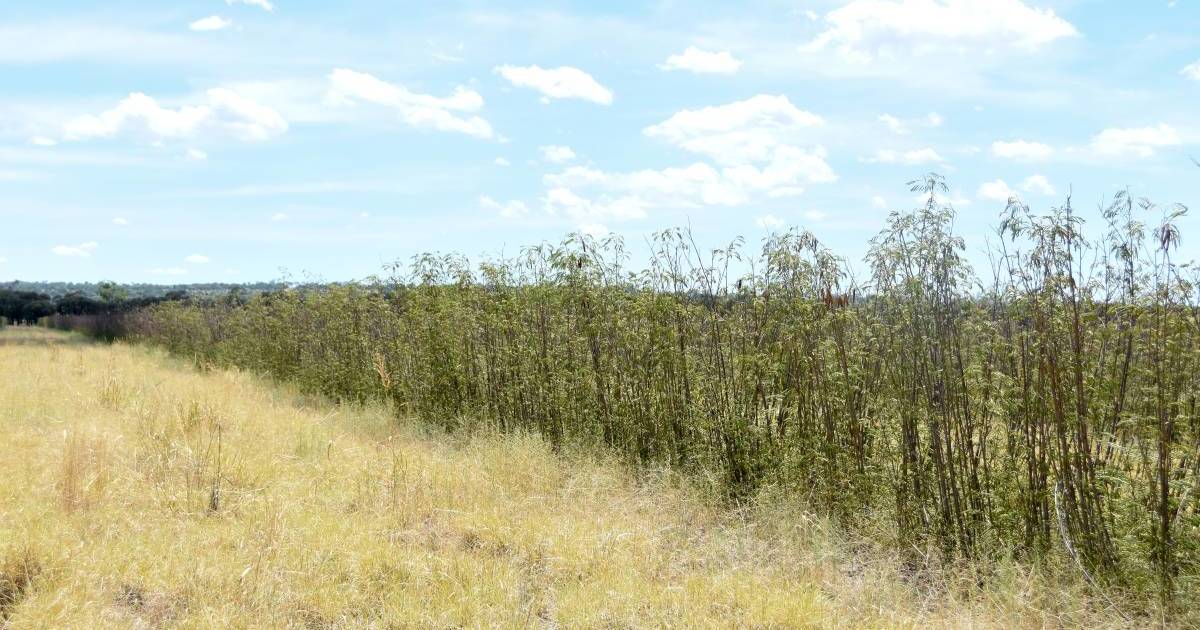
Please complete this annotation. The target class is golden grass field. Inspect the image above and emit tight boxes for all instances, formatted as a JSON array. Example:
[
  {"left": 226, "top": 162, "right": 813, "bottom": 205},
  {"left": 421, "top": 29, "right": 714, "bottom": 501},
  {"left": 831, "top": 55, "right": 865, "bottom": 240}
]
[{"left": 0, "top": 327, "right": 1148, "bottom": 628}]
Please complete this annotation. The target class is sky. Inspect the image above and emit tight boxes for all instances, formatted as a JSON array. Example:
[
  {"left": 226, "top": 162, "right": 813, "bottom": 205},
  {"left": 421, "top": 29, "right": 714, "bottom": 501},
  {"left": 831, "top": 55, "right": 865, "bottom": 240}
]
[{"left": 0, "top": 0, "right": 1198, "bottom": 283}]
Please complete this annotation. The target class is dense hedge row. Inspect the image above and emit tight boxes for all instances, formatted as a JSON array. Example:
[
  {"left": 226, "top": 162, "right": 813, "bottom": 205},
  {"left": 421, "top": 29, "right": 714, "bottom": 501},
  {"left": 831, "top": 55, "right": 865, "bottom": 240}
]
[{"left": 71, "top": 177, "right": 1200, "bottom": 603}]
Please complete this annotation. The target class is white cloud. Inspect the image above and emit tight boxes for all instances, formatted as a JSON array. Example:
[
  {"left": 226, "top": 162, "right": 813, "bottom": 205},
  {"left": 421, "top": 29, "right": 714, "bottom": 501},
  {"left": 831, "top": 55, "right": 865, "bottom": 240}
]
[
  {"left": 64, "top": 94, "right": 207, "bottom": 141},
  {"left": 494, "top": 157, "right": 511, "bottom": 166},
  {"left": 271, "top": 212, "right": 288, "bottom": 221},
  {"left": 756, "top": 214, "right": 785, "bottom": 229},
  {"left": 804, "top": 210, "right": 828, "bottom": 222},
  {"left": 541, "top": 185, "right": 648, "bottom": 223},
  {"left": 186, "top": 148, "right": 208, "bottom": 161},
  {"left": 543, "top": 147, "right": 832, "bottom": 217},
  {"left": 536, "top": 95, "right": 836, "bottom": 224},
  {"left": 63, "top": 89, "right": 287, "bottom": 143},
  {"left": 494, "top": 64, "right": 613, "bottom": 105},
  {"left": 539, "top": 145, "right": 576, "bottom": 163},
  {"left": 189, "top": 16, "right": 232, "bottom": 32},
  {"left": 226, "top": 0, "right": 273, "bottom": 11},
  {"left": 206, "top": 88, "right": 287, "bottom": 140},
  {"left": 0, "top": 257, "right": 6, "bottom": 264},
  {"left": 534, "top": 95, "right": 836, "bottom": 226},
  {"left": 991, "top": 140, "right": 1053, "bottom": 161},
  {"left": 806, "top": 0, "right": 1078, "bottom": 62},
  {"left": 978, "top": 179, "right": 1015, "bottom": 201},
  {"left": 578, "top": 223, "right": 610, "bottom": 238},
  {"left": 29, "top": 136, "right": 57, "bottom": 147},
  {"left": 659, "top": 47, "right": 743, "bottom": 75},
  {"left": 769, "top": 186, "right": 806, "bottom": 198},
  {"left": 879, "top": 114, "right": 905, "bottom": 134},
  {"left": 52, "top": 241, "right": 98, "bottom": 257},
  {"left": 872, "top": 195, "right": 888, "bottom": 209},
  {"left": 1089, "top": 124, "right": 1181, "bottom": 158},
  {"left": 879, "top": 112, "right": 942, "bottom": 134},
  {"left": 480, "top": 195, "right": 530, "bottom": 218},
  {"left": 1182, "top": 61, "right": 1200, "bottom": 80},
  {"left": 150, "top": 267, "right": 188, "bottom": 276},
  {"left": 327, "top": 68, "right": 492, "bottom": 139},
  {"left": 112, "top": 217, "right": 129, "bottom": 225},
  {"left": 865, "top": 148, "right": 944, "bottom": 165},
  {"left": 185, "top": 254, "right": 211, "bottom": 264},
  {"left": 1020, "top": 174, "right": 1055, "bottom": 195},
  {"left": 643, "top": 94, "right": 825, "bottom": 165}
]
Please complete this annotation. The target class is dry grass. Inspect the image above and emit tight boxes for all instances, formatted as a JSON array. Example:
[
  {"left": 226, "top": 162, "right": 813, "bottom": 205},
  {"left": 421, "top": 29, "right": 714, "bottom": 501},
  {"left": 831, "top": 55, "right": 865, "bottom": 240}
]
[{"left": 0, "top": 327, "right": 1150, "bottom": 628}]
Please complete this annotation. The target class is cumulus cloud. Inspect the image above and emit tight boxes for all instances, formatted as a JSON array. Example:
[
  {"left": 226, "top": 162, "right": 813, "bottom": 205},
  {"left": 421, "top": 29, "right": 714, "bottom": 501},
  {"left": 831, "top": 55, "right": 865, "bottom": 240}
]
[
  {"left": 189, "top": 16, "right": 232, "bottom": 32},
  {"left": 1020, "top": 174, "right": 1055, "bottom": 195},
  {"left": 542, "top": 147, "right": 832, "bottom": 221},
  {"left": 659, "top": 47, "right": 742, "bottom": 74},
  {"left": 63, "top": 89, "right": 287, "bottom": 143},
  {"left": 185, "top": 254, "right": 211, "bottom": 264},
  {"left": 643, "top": 94, "right": 825, "bottom": 165},
  {"left": 978, "top": 179, "right": 1015, "bottom": 201},
  {"left": 494, "top": 64, "right": 613, "bottom": 105},
  {"left": 52, "top": 241, "right": 98, "bottom": 257},
  {"left": 480, "top": 195, "right": 530, "bottom": 218},
  {"left": 991, "top": 140, "right": 1053, "bottom": 161},
  {"left": 756, "top": 214, "right": 785, "bottom": 229},
  {"left": 578, "top": 223, "right": 610, "bottom": 238},
  {"left": 534, "top": 95, "right": 835, "bottom": 225},
  {"left": 29, "top": 136, "right": 57, "bottom": 147},
  {"left": 541, "top": 186, "right": 648, "bottom": 224},
  {"left": 865, "top": 148, "right": 944, "bottom": 165},
  {"left": 805, "top": 0, "right": 1078, "bottom": 62},
  {"left": 494, "top": 157, "right": 511, "bottom": 167},
  {"left": 879, "top": 112, "right": 942, "bottom": 134},
  {"left": 878, "top": 114, "right": 905, "bottom": 134},
  {"left": 1184, "top": 61, "right": 1200, "bottom": 80},
  {"left": 327, "top": 68, "right": 492, "bottom": 138},
  {"left": 540, "top": 145, "right": 576, "bottom": 164},
  {"left": 872, "top": 195, "right": 888, "bottom": 209},
  {"left": 1089, "top": 124, "right": 1181, "bottom": 158},
  {"left": 226, "top": 0, "right": 273, "bottom": 11}
]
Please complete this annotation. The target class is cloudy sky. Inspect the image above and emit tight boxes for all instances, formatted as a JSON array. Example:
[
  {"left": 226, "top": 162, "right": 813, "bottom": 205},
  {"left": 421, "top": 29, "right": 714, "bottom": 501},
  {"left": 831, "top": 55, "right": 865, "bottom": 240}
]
[{"left": 1, "top": 0, "right": 1198, "bottom": 282}]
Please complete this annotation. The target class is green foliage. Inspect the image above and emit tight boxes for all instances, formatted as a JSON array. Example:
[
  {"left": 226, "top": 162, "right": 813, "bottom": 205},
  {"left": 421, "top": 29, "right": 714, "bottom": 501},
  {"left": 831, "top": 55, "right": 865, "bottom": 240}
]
[{"left": 103, "top": 178, "right": 1200, "bottom": 606}]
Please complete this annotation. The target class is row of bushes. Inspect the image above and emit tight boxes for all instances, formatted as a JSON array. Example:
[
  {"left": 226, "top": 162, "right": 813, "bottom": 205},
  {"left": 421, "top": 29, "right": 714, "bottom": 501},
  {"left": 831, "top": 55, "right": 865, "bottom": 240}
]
[
  {"left": 57, "top": 176, "right": 1200, "bottom": 605},
  {"left": 3, "top": 284, "right": 187, "bottom": 335}
]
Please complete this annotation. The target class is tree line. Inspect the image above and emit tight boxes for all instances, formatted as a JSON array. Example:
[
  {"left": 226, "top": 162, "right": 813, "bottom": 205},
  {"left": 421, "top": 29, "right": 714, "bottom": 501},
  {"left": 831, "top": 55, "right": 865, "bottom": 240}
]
[{"left": 0, "top": 282, "right": 187, "bottom": 333}]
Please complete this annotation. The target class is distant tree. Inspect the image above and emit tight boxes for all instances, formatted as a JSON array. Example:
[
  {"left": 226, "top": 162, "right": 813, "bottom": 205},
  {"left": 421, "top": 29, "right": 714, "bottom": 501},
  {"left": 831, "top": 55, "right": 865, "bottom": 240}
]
[
  {"left": 98, "top": 281, "right": 129, "bottom": 305},
  {"left": 56, "top": 292, "right": 105, "bottom": 315},
  {"left": 19, "top": 297, "right": 55, "bottom": 324}
]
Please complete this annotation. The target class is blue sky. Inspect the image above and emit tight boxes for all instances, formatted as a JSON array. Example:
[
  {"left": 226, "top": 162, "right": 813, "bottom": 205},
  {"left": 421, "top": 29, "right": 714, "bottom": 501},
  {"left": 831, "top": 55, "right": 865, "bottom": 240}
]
[{"left": 1, "top": 0, "right": 1198, "bottom": 283}]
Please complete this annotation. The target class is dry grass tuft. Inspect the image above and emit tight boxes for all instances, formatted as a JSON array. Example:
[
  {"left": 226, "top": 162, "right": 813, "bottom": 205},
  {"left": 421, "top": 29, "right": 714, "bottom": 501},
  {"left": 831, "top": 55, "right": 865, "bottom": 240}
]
[
  {"left": 0, "top": 549, "right": 42, "bottom": 621},
  {"left": 59, "top": 430, "right": 109, "bottom": 512}
]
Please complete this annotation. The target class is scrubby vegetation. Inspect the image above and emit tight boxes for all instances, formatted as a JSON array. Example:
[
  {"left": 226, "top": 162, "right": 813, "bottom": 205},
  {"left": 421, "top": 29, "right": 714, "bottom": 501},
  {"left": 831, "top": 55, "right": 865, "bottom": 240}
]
[
  {"left": 0, "top": 326, "right": 1173, "bottom": 627},
  {"left": 43, "top": 175, "right": 1200, "bottom": 621}
]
